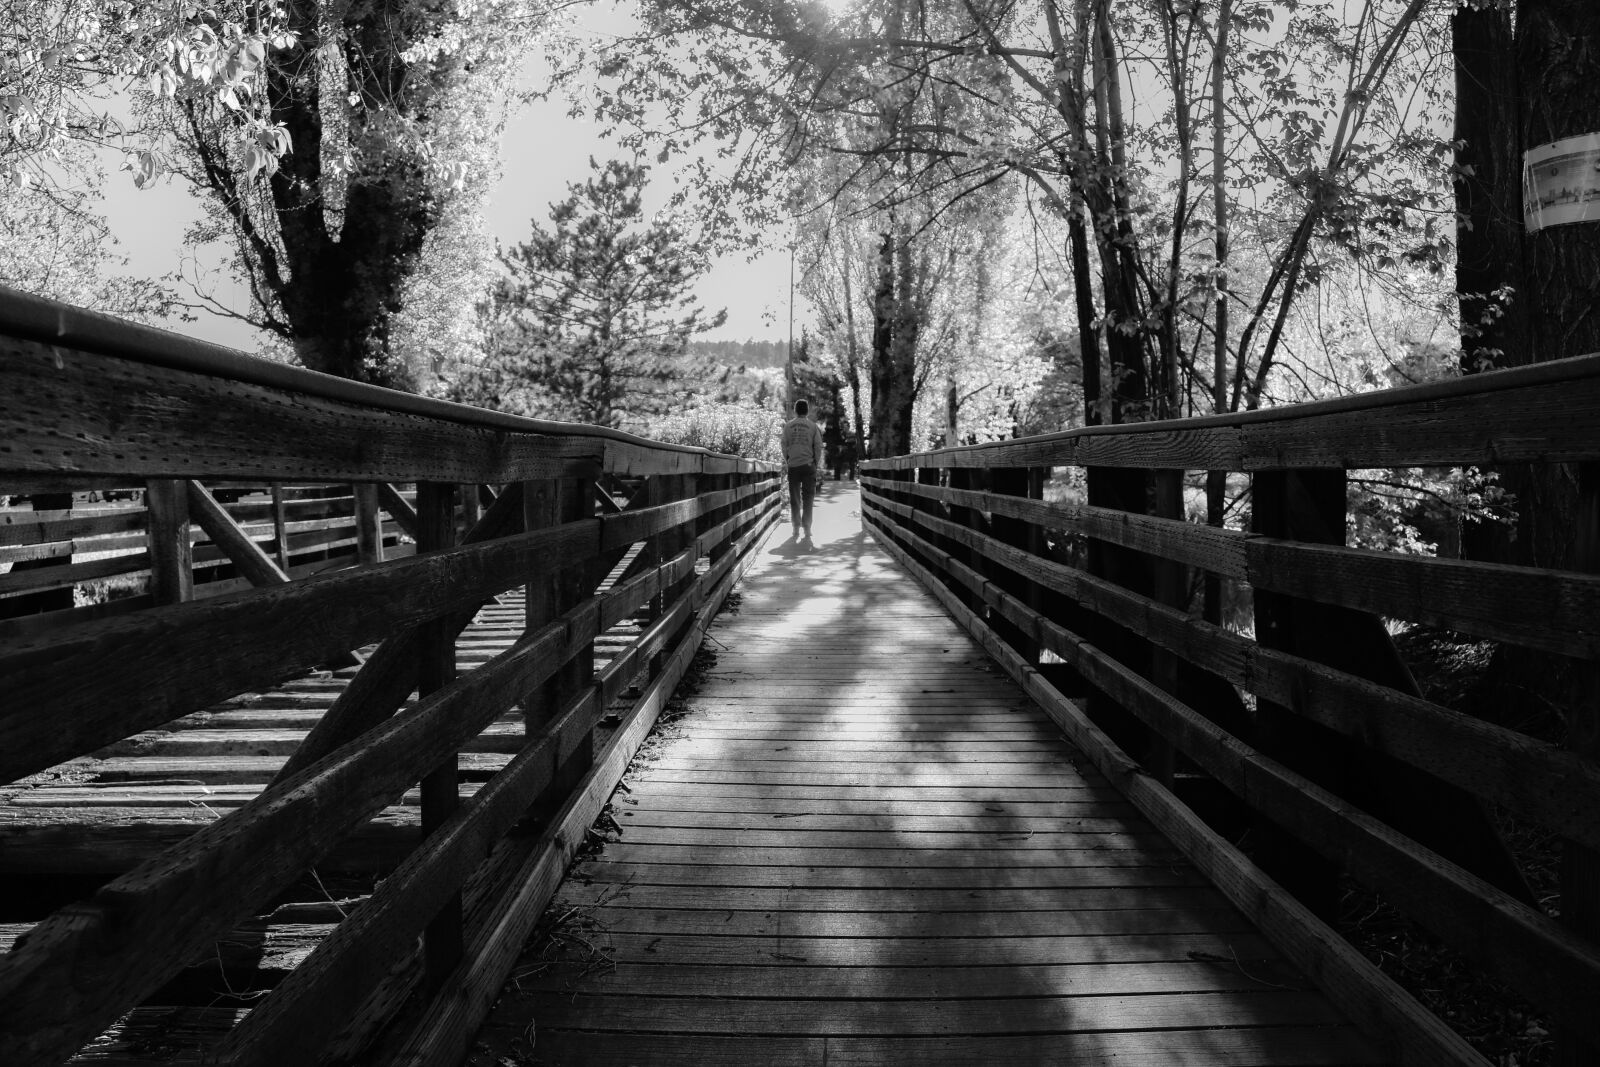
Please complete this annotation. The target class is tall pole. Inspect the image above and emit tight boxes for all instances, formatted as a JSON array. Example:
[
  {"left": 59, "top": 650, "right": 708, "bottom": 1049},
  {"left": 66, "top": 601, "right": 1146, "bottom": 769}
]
[{"left": 786, "top": 239, "right": 796, "bottom": 410}]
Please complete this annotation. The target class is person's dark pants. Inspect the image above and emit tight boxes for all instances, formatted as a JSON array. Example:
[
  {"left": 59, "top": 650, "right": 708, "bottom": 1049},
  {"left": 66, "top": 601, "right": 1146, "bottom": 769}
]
[{"left": 787, "top": 464, "right": 816, "bottom": 533}]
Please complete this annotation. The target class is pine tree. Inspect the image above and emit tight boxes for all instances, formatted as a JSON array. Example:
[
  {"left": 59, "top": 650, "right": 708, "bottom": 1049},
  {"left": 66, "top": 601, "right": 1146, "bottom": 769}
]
[{"left": 482, "top": 158, "right": 724, "bottom": 428}]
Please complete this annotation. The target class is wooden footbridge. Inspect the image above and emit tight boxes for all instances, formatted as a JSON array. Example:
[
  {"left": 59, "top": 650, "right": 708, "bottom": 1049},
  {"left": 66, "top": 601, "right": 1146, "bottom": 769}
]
[{"left": 2, "top": 286, "right": 1599, "bottom": 1066}]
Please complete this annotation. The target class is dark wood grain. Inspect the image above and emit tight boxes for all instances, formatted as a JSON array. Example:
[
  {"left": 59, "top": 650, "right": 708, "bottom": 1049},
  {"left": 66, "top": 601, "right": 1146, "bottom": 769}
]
[
  {"left": 864, "top": 507, "right": 1486, "bottom": 1067},
  {"left": 185, "top": 480, "right": 289, "bottom": 587},
  {"left": 860, "top": 497, "right": 1600, "bottom": 851},
  {"left": 0, "top": 601, "right": 598, "bottom": 1065},
  {"left": 0, "top": 516, "right": 597, "bottom": 786},
  {"left": 867, "top": 507, "right": 1600, "bottom": 1051},
  {"left": 2, "top": 338, "right": 607, "bottom": 484}
]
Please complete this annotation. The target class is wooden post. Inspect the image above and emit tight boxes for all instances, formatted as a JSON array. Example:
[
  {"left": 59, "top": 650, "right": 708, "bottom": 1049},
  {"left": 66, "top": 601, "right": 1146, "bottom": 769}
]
[
  {"left": 270, "top": 483, "right": 290, "bottom": 571},
  {"left": 524, "top": 472, "right": 596, "bottom": 796},
  {"left": 945, "top": 466, "right": 986, "bottom": 612},
  {"left": 1083, "top": 465, "right": 1156, "bottom": 762},
  {"left": 353, "top": 482, "right": 383, "bottom": 566},
  {"left": 414, "top": 482, "right": 462, "bottom": 991},
  {"left": 1203, "top": 469, "right": 1227, "bottom": 623},
  {"left": 989, "top": 466, "right": 1045, "bottom": 664},
  {"left": 652, "top": 473, "right": 698, "bottom": 678},
  {"left": 145, "top": 480, "right": 193, "bottom": 606},
  {"left": 1251, "top": 467, "right": 1532, "bottom": 917},
  {"left": 913, "top": 466, "right": 944, "bottom": 572},
  {"left": 1146, "top": 469, "right": 1186, "bottom": 788},
  {"left": 701, "top": 471, "right": 734, "bottom": 565},
  {"left": 1250, "top": 468, "right": 1346, "bottom": 917}
]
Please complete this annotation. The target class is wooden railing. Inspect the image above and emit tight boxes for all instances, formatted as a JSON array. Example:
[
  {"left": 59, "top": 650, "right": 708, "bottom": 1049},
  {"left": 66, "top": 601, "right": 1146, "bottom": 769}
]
[
  {"left": 862, "top": 356, "right": 1600, "bottom": 1066},
  {"left": 0, "top": 286, "right": 780, "bottom": 1065}
]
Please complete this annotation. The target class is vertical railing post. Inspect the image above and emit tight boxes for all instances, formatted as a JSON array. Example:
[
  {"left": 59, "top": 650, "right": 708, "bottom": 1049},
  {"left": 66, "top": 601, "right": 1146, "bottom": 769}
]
[
  {"left": 912, "top": 465, "right": 944, "bottom": 571},
  {"left": 145, "top": 480, "right": 194, "bottom": 605},
  {"left": 270, "top": 482, "right": 290, "bottom": 571},
  {"left": 1249, "top": 467, "right": 1346, "bottom": 918},
  {"left": 1146, "top": 468, "right": 1187, "bottom": 787},
  {"left": 945, "top": 465, "right": 985, "bottom": 612},
  {"left": 523, "top": 471, "right": 597, "bottom": 798},
  {"left": 653, "top": 471, "right": 699, "bottom": 677},
  {"left": 1253, "top": 468, "right": 1531, "bottom": 918},
  {"left": 1083, "top": 464, "right": 1156, "bottom": 763},
  {"left": 414, "top": 481, "right": 463, "bottom": 989},
  {"left": 701, "top": 469, "right": 734, "bottom": 566},
  {"left": 989, "top": 466, "right": 1044, "bottom": 664},
  {"left": 353, "top": 482, "right": 383, "bottom": 565}
]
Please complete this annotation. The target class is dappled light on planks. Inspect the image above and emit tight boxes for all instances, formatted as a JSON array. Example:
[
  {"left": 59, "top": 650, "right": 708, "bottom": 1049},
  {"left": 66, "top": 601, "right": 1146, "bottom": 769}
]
[{"left": 470, "top": 483, "right": 1381, "bottom": 1067}]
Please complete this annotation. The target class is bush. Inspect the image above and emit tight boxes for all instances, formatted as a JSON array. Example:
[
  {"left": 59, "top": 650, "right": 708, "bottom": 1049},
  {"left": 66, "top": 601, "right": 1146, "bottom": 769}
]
[{"left": 638, "top": 401, "right": 784, "bottom": 464}]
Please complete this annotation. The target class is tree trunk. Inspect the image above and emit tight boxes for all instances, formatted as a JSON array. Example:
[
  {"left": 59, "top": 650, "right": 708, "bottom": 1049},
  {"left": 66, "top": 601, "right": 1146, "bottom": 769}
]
[
  {"left": 1517, "top": 7, "right": 1600, "bottom": 1062},
  {"left": 1454, "top": 4, "right": 1528, "bottom": 378},
  {"left": 869, "top": 231, "right": 899, "bottom": 458}
]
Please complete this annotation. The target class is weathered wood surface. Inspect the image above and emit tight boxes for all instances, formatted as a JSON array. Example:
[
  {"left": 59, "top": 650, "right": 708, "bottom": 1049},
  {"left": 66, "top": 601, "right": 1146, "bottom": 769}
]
[
  {"left": 862, "top": 351, "right": 1600, "bottom": 472},
  {"left": 470, "top": 484, "right": 1382, "bottom": 1067},
  {"left": 866, "top": 497, "right": 1600, "bottom": 1048},
  {"left": 862, "top": 492, "right": 1600, "bottom": 852},
  {"left": 863, "top": 502, "right": 1492, "bottom": 1067},
  {"left": 862, "top": 474, "right": 1600, "bottom": 660},
  {"left": 0, "top": 596, "right": 530, "bottom": 879}
]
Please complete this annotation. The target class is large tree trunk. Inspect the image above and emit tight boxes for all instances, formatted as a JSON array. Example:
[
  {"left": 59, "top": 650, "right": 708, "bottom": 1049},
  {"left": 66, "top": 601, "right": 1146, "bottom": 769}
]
[
  {"left": 191, "top": 0, "right": 448, "bottom": 390},
  {"left": 1454, "top": 5, "right": 1528, "bottom": 378},
  {"left": 1517, "top": 7, "right": 1600, "bottom": 1063}
]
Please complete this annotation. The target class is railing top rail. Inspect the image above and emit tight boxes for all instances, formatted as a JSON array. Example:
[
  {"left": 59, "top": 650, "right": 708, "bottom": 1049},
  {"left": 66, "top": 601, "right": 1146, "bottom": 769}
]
[
  {"left": 0, "top": 284, "right": 755, "bottom": 467},
  {"left": 864, "top": 349, "right": 1600, "bottom": 471}
]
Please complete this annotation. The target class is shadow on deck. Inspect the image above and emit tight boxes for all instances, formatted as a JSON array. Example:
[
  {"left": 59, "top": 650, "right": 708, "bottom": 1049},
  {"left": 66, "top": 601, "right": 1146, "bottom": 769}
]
[{"left": 467, "top": 483, "right": 1381, "bottom": 1067}]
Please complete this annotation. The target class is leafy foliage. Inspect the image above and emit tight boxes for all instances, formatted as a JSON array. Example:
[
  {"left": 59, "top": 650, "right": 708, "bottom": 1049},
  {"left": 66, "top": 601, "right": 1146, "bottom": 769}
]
[
  {"left": 640, "top": 398, "right": 785, "bottom": 464},
  {"left": 451, "top": 157, "right": 725, "bottom": 428},
  {"left": 0, "top": 147, "right": 179, "bottom": 319}
]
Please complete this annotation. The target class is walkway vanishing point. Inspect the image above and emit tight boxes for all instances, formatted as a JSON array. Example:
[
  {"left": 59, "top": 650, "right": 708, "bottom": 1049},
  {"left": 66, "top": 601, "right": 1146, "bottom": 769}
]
[
  {"left": 7, "top": 287, "right": 1600, "bottom": 1065},
  {"left": 469, "top": 484, "right": 1381, "bottom": 1066}
]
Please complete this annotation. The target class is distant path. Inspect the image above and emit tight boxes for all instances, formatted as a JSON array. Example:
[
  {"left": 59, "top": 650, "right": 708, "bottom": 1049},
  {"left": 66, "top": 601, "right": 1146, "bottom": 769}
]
[{"left": 470, "top": 481, "right": 1381, "bottom": 1066}]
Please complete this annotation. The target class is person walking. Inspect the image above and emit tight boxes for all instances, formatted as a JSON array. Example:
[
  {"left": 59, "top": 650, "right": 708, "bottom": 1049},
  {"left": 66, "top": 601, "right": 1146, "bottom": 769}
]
[{"left": 782, "top": 398, "right": 825, "bottom": 539}]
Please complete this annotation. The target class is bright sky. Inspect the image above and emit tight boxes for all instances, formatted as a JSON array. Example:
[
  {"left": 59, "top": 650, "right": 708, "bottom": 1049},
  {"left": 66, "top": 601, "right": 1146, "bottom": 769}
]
[{"left": 97, "top": 10, "right": 795, "bottom": 353}]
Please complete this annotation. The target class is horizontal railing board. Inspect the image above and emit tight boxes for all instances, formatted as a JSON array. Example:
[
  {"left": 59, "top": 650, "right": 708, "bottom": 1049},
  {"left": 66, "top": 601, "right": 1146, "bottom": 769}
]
[
  {"left": 0, "top": 520, "right": 599, "bottom": 785},
  {"left": 212, "top": 681, "right": 609, "bottom": 1064},
  {"left": 0, "top": 510, "right": 147, "bottom": 552},
  {"left": 859, "top": 493, "right": 1600, "bottom": 850},
  {"left": 862, "top": 508, "right": 1488, "bottom": 1067},
  {"left": 864, "top": 353, "right": 1600, "bottom": 472},
  {"left": 866, "top": 502, "right": 1600, "bottom": 1049},
  {"left": 0, "top": 284, "right": 756, "bottom": 476},
  {"left": 379, "top": 486, "right": 779, "bottom": 1067},
  {"left": 863, "top": 478, "right": 1600, "bottom": 660},
  {"left": 861, "top": 475, "right": 1249, "bottom": 578},
  {"left": 1247, "top": 538, "right": 1600, "bottom": 659},
  {"left": 0, "top": 595, "right": 600, "bottom": 1065},
  {"left": 266, "top": 482, "right": 531, "bottom": 784},
  {"left": 3, "top": 339, "right": 609, "bottom": 485}
]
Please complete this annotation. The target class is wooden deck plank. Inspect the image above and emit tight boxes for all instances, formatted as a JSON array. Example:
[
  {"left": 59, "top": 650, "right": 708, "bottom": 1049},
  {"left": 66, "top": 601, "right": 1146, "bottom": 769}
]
[
  {"left": 470, "top": 486, "right": 1382, "bottom": 1066},
  {"left": 526, "top": 931, "right": 1287, "bottom": 967},
  {"left": 552, "top": 883, "right": 1230, "bottom": 914},
  {"left": 512, "top": 959, "right": 1305, "bottom": 997},
  {"left": 569, "top": 860, "right": 1209, "bottom": 888},
  {"left": 492, "top": 1029, "right": 1379, "bottom": 1067},
  {"left": 527, "top": 990, "right": 1347, "bottom": 1034}
]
